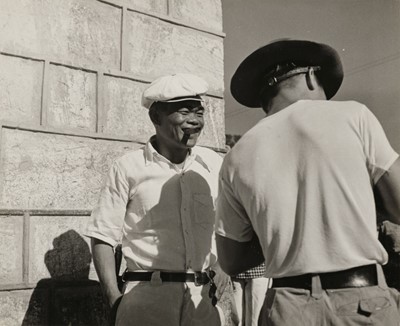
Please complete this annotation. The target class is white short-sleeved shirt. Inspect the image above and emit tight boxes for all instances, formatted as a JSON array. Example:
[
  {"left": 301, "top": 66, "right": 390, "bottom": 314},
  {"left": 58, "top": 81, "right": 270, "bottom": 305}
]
[
  {"left": 86, "top": 138, "right": 222, "bottom": 272},
  {"left": 216, "top": 100, "right": 399, "bottom": 278}
]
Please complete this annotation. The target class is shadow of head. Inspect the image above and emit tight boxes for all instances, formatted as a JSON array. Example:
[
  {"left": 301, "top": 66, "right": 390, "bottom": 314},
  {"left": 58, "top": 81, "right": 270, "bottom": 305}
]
[
  {"left": 134, "top": 170, "right": 215, "bottom": 269},
  {"left": 44, "top": 229, "right": 91, "bottom": 281}
]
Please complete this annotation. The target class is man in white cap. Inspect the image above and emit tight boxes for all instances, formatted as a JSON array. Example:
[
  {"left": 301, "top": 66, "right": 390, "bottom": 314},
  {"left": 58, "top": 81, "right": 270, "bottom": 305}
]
[
  {"left": 215, "top": 39, "right": 400, "bottom": 325},
  {"left": 86, "top": 73, "right": 229, "bottom": 325}
]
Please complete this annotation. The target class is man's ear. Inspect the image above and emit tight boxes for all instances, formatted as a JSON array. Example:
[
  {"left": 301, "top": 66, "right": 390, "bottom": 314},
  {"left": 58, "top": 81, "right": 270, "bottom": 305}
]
[
  {"left": 305, "top": 67, "right": 316, "bottom": 91},
  {"left": 149, "top": 108, "right": 161, "bottom": 125}
]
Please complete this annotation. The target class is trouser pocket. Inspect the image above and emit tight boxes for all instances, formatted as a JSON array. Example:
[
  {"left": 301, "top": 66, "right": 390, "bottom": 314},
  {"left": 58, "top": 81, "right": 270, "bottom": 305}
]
[{"left": 328, "top": 286, "right": 400, "bottom": 326}]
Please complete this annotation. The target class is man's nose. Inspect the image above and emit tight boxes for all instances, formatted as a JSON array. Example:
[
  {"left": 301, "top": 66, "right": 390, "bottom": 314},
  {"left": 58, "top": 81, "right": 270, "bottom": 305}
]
[{"left": 186, "top": 113, "right": 202, "bottom": 125}]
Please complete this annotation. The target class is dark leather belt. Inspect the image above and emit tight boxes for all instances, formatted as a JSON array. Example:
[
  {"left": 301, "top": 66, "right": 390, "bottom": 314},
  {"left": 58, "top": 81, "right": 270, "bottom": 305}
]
[
  {"left": 272, "top": 264, "right": 377, "bottom": 290},
  {"left": 122, "top": 271, "right": 212, "bottom": 286}
]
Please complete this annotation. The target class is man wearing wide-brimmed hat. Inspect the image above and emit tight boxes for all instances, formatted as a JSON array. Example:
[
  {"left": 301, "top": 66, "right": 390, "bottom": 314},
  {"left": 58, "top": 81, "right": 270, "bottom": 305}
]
[
  {"left": 86, "top": 73, "right": 229, "bottom": 325},
  {"left": 215, "top": 39, "right": 400, "bottom": 325}
]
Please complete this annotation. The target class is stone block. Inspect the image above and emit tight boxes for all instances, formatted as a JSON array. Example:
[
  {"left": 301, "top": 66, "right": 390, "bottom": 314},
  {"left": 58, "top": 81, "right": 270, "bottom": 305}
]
[
  {"left": 0, "top": 0, "right": 121, "bottom": 69},
  {"left": 29, "top": 215, "right": 94, "bottom": 284},
  {"left": 102, "top": 76, "right": 154, "bottom": 141},
  {"left": 53, "top": 285, "right": 108, "bottom": 326},
  {"left": 126, "top": 0, "right": 168, "bottom": 14},
  {"left": 0, "top": 215, "right": 24, "bottom": 285},
  {"left": 0, "top": 55, "right": 42, "bottom": 125},
  {"left": 197, "top": 97, "right": 226, "bottom": 149},
  {"left": 0, "top": 289, "right": 49, "bottom": 326},
  {"left": 0, "top": 128, "right": 140, "bottom": 210},
  {"left": 170, "top": 0, "right": 223, "bottom": 32},
  {"left": 126, "top": 12, "right": 224, "bottom": 94},
  {"left": 48, "top": 65, "right": 97, "bottom": 132}
]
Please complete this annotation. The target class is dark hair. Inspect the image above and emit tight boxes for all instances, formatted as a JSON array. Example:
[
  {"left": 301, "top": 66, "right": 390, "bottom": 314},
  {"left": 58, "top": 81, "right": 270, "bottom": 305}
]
[
  {"left": 149, "top": 101, "right": 169, "bottom": 112},
  {"left": 148, "top": 102, "right": 168, "bottom": 124},
  {"left": 259, "top": 84, "right": 279, "bottom": 113}
]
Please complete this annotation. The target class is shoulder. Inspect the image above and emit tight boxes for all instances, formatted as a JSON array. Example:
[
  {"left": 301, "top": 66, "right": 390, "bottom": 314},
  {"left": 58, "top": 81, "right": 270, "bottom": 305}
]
[
  {"left": 330, "top": 100, "right": 375, "bottom": 125},
  {"left": 113, "top": 147, "right": 146, "bottom": 173},
  {"left": 194, "top": 146, "right": 223, "bottom": 159},
  {"left": 193, "top": 146, "right": 224, "bottom": 168},
  {"left": 300, "top": 100, "right": 369, "bottom": 124},
  {"left": 321, "top": 100, "right": 367, "bottom": 113}
]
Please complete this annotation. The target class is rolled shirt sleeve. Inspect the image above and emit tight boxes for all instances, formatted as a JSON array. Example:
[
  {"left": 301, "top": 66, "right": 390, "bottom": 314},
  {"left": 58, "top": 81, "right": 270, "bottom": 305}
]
[
  {"left": 361, "top": 106, "right": 399, "bottom": 184},
  {"left": 86, "top": 161, "right": 130, "bottom": 246}
]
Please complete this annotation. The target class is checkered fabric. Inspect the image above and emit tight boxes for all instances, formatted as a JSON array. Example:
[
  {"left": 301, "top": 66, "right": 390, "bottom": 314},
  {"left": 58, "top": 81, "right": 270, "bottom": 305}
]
[{"left": 233, "top": 262, "right": 266, "bottom": 279}]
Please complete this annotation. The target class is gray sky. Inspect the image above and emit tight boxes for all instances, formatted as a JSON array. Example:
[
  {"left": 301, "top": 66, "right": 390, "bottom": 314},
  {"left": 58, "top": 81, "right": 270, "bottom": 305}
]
[{"left": 223, "top": 0, "right": 400, "bottom": 152}]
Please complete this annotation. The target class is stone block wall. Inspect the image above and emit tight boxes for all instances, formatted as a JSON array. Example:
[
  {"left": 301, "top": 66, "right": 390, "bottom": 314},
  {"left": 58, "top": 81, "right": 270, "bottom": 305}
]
[{"left": 0, "top": 0, "right": 226, "bottom": 324}]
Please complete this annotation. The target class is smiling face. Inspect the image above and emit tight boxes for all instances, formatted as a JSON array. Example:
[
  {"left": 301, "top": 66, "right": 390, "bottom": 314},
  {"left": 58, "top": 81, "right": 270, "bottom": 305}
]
[{"left": 151, "top": 99, "right": 205, "bottom": 152}]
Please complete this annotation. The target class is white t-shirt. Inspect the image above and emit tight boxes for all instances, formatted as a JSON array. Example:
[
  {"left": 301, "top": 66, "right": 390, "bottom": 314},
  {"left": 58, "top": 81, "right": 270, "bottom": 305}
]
[{"left": 216, "top": 100, "right": 399, "bottom": 278}]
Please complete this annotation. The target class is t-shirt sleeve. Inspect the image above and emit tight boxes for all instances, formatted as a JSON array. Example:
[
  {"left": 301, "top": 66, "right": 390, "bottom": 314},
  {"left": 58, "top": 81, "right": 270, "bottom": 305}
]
[
  {"left": 85, "top": 161, "right": 129, "bottom": 246},
  {"left": 215, "top": 168, "right": 254, "bottom": 242},
  {"left": 360, "top": 106, "right": 399, "bottom": 184}
]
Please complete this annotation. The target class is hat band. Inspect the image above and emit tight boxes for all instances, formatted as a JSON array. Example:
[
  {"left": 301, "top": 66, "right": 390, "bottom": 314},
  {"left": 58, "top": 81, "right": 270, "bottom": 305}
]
[
  {"left": 266, "top": 66, "right": 321, "bottom": 87},
  {"left": 164, "top": 95, "right": 204, "bottom": 103}
]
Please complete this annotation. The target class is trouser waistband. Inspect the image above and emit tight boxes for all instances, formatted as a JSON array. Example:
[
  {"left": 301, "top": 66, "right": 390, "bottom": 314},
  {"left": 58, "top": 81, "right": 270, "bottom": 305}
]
[
  {"left": 122, "top": 271, "right": 213, "bottom": 286},
  {"left": 272, "top": 264, "right": 378, "bottom": 298}
]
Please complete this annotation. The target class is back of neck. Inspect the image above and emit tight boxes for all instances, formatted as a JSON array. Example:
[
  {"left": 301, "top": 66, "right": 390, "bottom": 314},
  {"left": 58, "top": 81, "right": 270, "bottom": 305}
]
[{"left": 268, "top": 88, "right": 326, "bottom": 116}]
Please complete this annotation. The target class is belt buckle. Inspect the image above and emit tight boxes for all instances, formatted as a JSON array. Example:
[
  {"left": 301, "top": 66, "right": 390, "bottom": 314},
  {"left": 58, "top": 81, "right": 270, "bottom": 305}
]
[
  {"left": 194, "top": 271, "right": 203, "bottom": 286},
  {"left": 121, "top": 269, "right": 128, "bottom": 283}
]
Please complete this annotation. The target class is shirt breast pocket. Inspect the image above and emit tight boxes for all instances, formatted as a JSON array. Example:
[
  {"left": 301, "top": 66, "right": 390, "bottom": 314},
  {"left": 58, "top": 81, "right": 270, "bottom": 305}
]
[{"left": 193, "top": 193, "right": 215, "bottom": 228}]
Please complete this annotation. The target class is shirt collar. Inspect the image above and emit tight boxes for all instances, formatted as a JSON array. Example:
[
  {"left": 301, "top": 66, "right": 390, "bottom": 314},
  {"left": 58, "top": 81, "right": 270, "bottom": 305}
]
[
  {"left": 191, "top": 147, "right": 212, "bottom": 172},
  {"left": 144, "top": 136, "right": 211, "bottom": 172},
  {"left": 144, "top": 136, "right": 157, "bottom": 165}
]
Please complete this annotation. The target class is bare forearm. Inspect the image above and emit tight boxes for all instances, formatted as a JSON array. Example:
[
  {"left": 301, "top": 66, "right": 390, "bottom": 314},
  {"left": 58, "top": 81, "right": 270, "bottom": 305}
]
[
  {"left": 216, "top": 234, "right": 264, "bottom": 276},
  {"left": 91, "top": 238, "right": 122, "bottom": 307}
]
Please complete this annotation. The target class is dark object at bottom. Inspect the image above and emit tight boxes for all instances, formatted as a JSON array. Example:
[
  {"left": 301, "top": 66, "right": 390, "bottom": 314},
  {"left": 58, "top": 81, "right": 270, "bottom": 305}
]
[
  {"left": 123, "top": 270, "right": 219, "bottom": 306},
  {"left": 123, "top": 271, "right": 212, "bottom": 286},
  {"left": 272, "top": 264, "right": 377, "bottom": 290}
]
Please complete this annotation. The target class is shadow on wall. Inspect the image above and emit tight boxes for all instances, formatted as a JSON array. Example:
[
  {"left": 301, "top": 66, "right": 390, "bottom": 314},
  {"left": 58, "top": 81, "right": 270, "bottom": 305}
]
[
  {"left": 22, "top": 230, "right": 109, "bottom": 326},
  {"left": 45, "top": 229, "right": 91, "bottom": 281}
]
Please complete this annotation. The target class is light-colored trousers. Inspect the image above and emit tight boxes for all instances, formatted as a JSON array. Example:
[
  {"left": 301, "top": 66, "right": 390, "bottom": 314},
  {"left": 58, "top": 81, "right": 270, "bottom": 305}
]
[
  {"left": 115, "top": 280, "right": 224, "bottom": 326},
  {"left": 259, "top": 266, "right": 400, "bottom": 326},
  {"left": 231, "top": 277, "right": 270, "bottom": 326}
]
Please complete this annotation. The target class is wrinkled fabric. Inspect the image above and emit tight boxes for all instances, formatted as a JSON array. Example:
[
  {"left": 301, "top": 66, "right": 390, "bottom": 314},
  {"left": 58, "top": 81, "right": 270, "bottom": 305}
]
[
  {"left": 115, "top": 280, "right": 224, "bottom": 326},
  {"left": 260, "top": 286, "right": 400, "bottom": 326},
  {"left": 216, "top": 100, "right": 398, "bottom": 277},
  {"left": 86, "top": 138, "right": 222, "bottom": 272}
]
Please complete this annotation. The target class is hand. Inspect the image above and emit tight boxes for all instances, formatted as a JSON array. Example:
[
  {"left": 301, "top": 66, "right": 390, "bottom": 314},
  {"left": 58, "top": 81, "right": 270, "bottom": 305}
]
[{"left": 211, "top": 262, "right": 231, "bottom": 299}]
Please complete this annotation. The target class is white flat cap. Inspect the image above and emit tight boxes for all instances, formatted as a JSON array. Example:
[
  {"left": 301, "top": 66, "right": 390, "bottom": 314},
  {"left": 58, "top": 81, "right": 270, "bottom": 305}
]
[{"left": 142, "top": 73, "right": 209, "bottom": 109}]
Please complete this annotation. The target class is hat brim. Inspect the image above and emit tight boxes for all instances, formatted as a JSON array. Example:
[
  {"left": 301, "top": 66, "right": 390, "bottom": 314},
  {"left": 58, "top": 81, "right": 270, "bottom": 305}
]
[
  {"left": 164, "top": 95, "right": 204, "bottom": 103},
  {"left": 145, "top": 95, "right": 204, "bottom": 110},
  {"left": 230, "top": 40, "right": 344, "bottom": 108}
]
